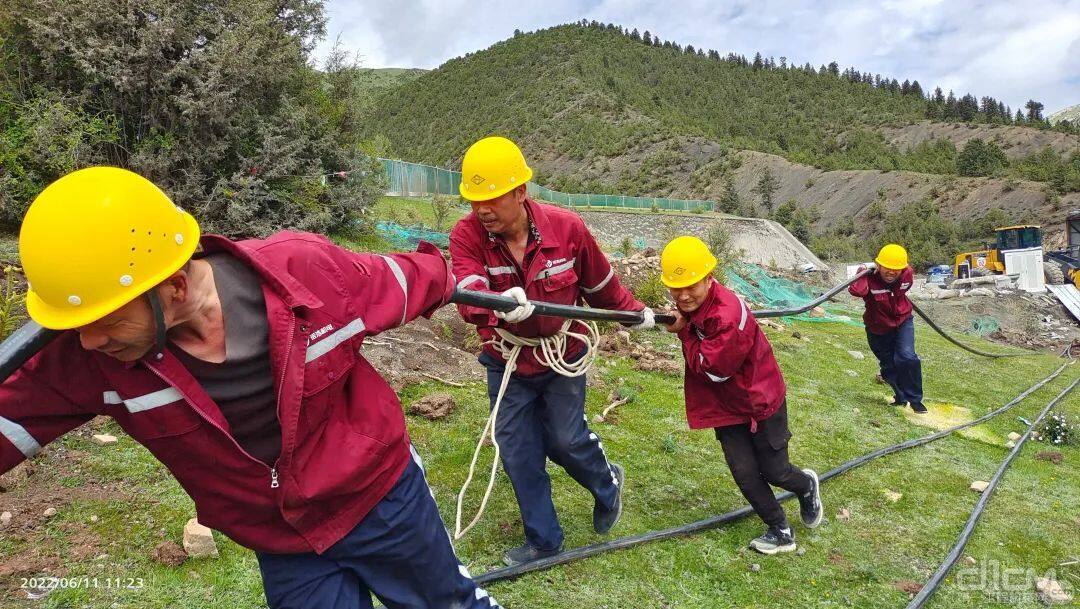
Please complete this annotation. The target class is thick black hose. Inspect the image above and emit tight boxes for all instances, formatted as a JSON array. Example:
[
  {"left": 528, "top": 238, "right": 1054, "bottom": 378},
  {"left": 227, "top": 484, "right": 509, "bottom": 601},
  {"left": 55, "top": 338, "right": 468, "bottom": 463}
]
[
  {"left": 905, "top": 376, "right": 1079, "bottom": 608},
  {"left": 911, "top": 302, "right": 1031, "bottom": 359},
  {"left": 751, "top": 268, "right": 872, "bottom": 318},
  {"left": 0, "top": 321, "right": 59, "bottom": 383},
  {"left": 472, "top": 362, "right": 1071, "bottom": 585}
]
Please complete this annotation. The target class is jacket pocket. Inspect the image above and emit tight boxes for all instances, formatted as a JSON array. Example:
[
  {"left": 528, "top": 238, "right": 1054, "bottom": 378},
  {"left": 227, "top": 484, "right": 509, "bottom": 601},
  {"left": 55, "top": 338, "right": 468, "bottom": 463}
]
[
  {"left": 303, "top": 330, "right": 359, "bottom": 397},
  {"left": 116, "top": 398, "right": 202, "bottom": 441},
  {"left": 540, "top": 267, "right": 579, "bottom": 294}
]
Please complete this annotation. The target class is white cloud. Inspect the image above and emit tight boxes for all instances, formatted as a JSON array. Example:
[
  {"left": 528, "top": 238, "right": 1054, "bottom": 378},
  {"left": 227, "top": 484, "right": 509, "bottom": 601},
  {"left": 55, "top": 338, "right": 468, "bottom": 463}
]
[{"left": 314, "top": 0, "right": 1080, "bottom": 113}]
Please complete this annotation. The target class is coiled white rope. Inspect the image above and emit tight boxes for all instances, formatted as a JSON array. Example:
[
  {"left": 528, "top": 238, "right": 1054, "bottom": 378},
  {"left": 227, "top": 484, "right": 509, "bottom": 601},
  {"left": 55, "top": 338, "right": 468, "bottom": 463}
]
[{"left": 454, "top": 319, "right": 600, "bottom": 540}]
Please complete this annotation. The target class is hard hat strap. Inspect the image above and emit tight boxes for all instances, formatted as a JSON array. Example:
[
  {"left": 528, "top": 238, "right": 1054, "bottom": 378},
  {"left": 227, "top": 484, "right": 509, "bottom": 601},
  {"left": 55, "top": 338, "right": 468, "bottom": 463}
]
[{"left": 145, "top": 289, "right": 167, "bottom": 354}]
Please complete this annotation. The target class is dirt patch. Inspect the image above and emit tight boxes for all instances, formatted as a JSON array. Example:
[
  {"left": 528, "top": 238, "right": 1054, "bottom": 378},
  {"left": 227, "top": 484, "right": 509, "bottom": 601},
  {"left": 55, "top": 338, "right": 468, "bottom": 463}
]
[
  {"left": 1036, "top": 451, "right": 1064, "bottom": 465},
  {"left": 598, "top": 328, "right": 682, "bottom": 376},
  {"left": 408, "top": 393, "right": 457, "bottom": 420},
  {"left": 893, "top": 580, "right": 924, "bottom": 595},
  {"left": 151, "top": 541, "right": 188, "bottom": 567},
  {"left": 0, "top": 442, "right": 132, "bottom": 596},
  {"left": 360, "top": 307, "right": 485, "bottom": 390}
]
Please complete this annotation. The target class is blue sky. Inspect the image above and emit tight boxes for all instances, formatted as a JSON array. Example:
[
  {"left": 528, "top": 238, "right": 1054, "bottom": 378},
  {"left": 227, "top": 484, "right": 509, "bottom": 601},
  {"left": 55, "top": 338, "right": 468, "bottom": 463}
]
[{"left": 314, "top": 0, "right": 1080, "bottom": 114}]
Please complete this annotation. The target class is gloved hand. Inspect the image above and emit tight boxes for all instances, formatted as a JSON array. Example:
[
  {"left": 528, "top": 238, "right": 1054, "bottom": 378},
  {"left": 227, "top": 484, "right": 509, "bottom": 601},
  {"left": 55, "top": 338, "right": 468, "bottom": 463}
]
[
  {"left": 494, "top": 287, "right": 535, "bottom": 324},
  {"left": 627, "top": 307, "right": 655, "bottom": 331}
]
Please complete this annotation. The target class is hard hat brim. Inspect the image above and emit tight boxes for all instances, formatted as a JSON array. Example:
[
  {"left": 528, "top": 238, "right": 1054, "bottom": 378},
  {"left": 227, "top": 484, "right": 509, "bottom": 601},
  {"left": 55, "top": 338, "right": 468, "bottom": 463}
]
[
  {"left": 874, "top": 257, "right": 908, "bottom": 271},
  {"left": 458, "top": 167, "right": 533, "bottom": 202},
  {"left": 661, "top": 257, "right": 718, "bottom": 288},
  {"left": 26, "top": 212, "right": 201, "bottom": 330}
]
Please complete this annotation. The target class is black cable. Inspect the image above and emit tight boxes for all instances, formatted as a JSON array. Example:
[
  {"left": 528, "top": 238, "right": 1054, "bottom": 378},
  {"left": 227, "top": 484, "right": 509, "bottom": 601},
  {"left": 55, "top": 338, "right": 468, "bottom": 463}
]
[
  {"left": 751, "top": 269, "right": 872, "bottom": 318},
  {"left": 911, "top": 302, "right": 1032, "bottom": 358},
  {"left": 905, "top": 376, "right": 1079, "bottom": 608},
  {"left": 0, "top": 322, "right": 59, "bottom": 382},
  {"left": 472, "top": 362, "right": 1071, "bottom": 585}
]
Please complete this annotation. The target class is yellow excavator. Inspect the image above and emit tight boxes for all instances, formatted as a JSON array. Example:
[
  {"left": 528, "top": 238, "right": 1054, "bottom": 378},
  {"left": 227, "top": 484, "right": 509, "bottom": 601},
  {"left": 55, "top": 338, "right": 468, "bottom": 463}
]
[{"left": 953, "top": 225, "right": 1042, "bottom": 279}]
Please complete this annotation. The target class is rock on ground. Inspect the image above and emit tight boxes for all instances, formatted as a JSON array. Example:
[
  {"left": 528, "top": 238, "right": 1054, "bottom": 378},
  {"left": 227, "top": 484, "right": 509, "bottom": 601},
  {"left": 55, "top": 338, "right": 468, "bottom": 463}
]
[
  {"left": 970, "top": 480, "right": 990, "bottom": 493},
  {"left": 1036, "top": 577, "right": 1073, "bottom": 604},
  {"left": 91, "top": 434, "right": 118, "bottom": 446},
  {"left": 1007, "top": 431, "right": 1022, "bottom": 442},
  {"left": 183, "top": 518, "right": 219, "bottom": 558},
  {"left": 0, "top": 461, "right": 34, "bottom": 492},
  {"left": 847, "top": 350, "right": 865, "bottom": 360},
  {"left": 408, "top": 393, "right": 456, "bottom": 420}
]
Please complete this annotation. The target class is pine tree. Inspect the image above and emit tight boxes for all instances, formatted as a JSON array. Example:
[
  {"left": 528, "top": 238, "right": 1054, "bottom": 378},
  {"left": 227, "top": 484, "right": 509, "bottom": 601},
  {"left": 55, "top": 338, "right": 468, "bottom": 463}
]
[
  {"left": 719, "top": 174, "right": 741, "bottom": 213},
  {"left": 753, "top": 52, "right": 764, "bottom": 70},
  {"left": 1025, "top": 100, "right": 1044, "bottom": 122},
  {"left": 642, "top": 30, "right": 652, "bottom": 45},
  {"left": 752, "top": 168, "right": 780, "bottom": 215},
  {"left": 629, "top": 28, "right": 640, "bottom": 41}
]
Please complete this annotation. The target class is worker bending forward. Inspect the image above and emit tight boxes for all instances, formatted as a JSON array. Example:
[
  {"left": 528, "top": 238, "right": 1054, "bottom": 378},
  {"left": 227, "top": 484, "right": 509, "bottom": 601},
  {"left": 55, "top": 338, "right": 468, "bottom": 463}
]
[
  {"left": 849, "top": 244, "right": 926, "bottom": 414},
  {"left": 662, "top": 236, "right": 822, "bottom": 554}
]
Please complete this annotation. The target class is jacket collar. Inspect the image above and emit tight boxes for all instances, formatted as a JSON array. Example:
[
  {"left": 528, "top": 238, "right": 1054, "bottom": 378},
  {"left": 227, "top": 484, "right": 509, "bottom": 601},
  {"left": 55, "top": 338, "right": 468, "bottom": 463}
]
[
  {"left": 686, "top": 279, "right": 721, "bottom": 325},
  {"left": 198, "top": 234, "right": 323, "bottom": 309},
  {"left": 480, "top": 197, "right": 561, "bottom": 252}
]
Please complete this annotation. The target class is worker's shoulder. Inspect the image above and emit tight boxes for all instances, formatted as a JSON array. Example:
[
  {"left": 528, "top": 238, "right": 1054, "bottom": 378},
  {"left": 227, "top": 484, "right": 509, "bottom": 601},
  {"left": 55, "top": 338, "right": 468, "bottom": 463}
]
[
  {"left": 449, "top": 213, "right": 482, "bottom": 241},
  {"left": 241, "top": 230, "right": 334, "bottom": 252},
  {"left": 702, "top": 283, "right": 749, "bottom": 328},
  {"left": 534, "top": 202, "right": 589, "bottom": 235}
]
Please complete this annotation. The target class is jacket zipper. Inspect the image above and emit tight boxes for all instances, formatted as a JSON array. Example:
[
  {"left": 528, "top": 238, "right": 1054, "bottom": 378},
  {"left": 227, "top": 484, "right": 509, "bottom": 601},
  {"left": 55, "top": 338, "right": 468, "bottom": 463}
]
[
  {"left": 145, "top": 312, "right": 294, "bottom": 490},
  {"left": 270, "top": 314, "right": 296, "bottom": 489}
]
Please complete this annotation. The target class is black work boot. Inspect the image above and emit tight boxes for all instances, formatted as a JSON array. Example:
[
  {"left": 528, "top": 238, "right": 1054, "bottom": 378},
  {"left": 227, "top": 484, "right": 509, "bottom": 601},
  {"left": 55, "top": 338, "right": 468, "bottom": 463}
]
[
  {"left": 503, "top": 543, "right": 562, "bottom": 566},
  {"left": 910, "top": 402, "right": 928, "bottom": 414},
  {"left": 593, "top": 462, "right": 625, "bottom": 534},
  {"left": 749, "top": 524, "right": 797, "bottom": 555},
  {"left": 798, "top": 469, "right": 823, "bottom": 529}
]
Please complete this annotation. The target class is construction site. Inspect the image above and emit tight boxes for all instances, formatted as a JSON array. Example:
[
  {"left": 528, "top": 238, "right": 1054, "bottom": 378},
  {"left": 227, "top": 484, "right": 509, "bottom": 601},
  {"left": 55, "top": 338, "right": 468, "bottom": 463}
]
[{"left": 1, "top": 6, "right": 1079, "bottom": 609}]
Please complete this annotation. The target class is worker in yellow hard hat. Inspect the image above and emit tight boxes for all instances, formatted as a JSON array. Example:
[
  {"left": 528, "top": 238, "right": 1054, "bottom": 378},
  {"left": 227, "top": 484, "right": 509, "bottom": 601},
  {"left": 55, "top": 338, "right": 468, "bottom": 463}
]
[
  {"left": 4, "top": 167, "right": 498, "bottom": 607},
  {"left": 450, "top": 136, "right": 652, "bottom": 565},
  {"left": 849, "top": 243, "right": 926, "bottom": 413},
  {"left": 661, "top": 236, "right": 822, "bottom": 555}
]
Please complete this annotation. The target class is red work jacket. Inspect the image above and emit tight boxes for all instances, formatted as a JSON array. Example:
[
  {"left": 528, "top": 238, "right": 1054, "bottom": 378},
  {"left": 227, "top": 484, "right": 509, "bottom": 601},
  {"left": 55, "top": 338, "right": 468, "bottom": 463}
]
[
  {"left": 450, "top": 198, "right": 643, "bottom": 376},
  {"left": 678, "top": 280, "right": 787, "bottom": 431},
  {"left": 848, "top": 266, "right": 914, "bottom": 335},
  {"left": 0, "top": 232, "right": 452, "bottom": 554}
]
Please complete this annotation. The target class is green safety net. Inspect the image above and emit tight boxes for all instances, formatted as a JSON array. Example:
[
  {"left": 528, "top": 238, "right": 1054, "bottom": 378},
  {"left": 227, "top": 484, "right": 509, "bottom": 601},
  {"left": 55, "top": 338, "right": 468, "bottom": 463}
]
[
  {"left": 727, "top": 264, "right": 862, "bottom": 326},
  {"left": 379, "top": 158, "right": 717, "bottom": 213},
  {"left": 969, "top": 316, "right": 1000, "bottom": 336},
  {"left": 375, "top": 221, "right": 450, "bottom": 249}
]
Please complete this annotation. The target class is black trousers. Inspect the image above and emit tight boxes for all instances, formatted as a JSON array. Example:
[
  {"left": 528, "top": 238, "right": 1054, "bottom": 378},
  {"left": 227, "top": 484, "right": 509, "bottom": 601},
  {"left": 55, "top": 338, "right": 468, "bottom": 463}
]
[{"left": 714, "top": 401, "right": 813, "bottom": 528}]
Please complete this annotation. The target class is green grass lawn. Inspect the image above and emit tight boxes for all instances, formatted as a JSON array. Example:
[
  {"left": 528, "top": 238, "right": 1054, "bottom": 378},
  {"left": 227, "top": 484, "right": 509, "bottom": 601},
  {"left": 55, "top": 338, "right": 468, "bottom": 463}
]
[{"left": 7, "top": 308, "right": 1076, "bottom": 609}]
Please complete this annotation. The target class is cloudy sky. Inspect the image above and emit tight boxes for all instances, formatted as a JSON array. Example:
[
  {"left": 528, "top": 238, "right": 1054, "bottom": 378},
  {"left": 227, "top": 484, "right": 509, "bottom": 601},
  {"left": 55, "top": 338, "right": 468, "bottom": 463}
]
[{"left": 314, "top": 0, "right": 1080, "bottom": 115}]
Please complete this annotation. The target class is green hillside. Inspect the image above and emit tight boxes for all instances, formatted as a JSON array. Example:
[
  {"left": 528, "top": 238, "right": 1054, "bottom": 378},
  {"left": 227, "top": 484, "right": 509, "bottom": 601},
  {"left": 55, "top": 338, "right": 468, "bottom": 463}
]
[{"left": 356, "top": 22, "right": 1077, "bottom": 199}]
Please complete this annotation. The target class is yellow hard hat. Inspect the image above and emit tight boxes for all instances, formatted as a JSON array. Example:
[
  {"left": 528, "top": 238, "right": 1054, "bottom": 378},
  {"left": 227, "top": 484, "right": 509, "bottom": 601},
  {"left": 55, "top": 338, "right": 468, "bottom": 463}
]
[
  {"left": 661, "top": 236, "right": 718, "bottom": 288},
  {"left": 459, "top": 136, "right": 533, "bottom": 202},
  {"left": 875, "top": 243, "right": 909, "bottom": 271},
  {"left": 19, "top": 167, "right": 201, "bottom": 330}
]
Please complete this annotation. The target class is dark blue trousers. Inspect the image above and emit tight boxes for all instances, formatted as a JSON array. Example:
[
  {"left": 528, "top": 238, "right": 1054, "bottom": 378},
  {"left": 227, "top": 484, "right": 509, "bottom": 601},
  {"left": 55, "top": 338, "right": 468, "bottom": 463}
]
[
  {"left": 480, "top": 353, "right": 619, "bottom": 552},
  {"left": 866, "top": 317, "right": 923, "bottom": 406},
  {"left": 256, "top": 446, "right": 498, "bottom": 609}
]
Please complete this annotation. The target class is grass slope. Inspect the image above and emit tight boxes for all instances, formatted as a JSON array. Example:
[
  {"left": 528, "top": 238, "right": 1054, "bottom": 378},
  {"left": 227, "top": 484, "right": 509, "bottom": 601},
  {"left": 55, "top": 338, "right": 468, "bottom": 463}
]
[{"left": 7, "top": 298, "right": 1076, "bottom": 609}]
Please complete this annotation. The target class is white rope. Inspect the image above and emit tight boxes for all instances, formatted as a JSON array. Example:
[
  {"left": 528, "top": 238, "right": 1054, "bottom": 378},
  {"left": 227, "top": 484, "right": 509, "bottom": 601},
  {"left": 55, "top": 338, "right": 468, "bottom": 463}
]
[{"left": 454, "top": 319, "right": 600, "bottom": 540}]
